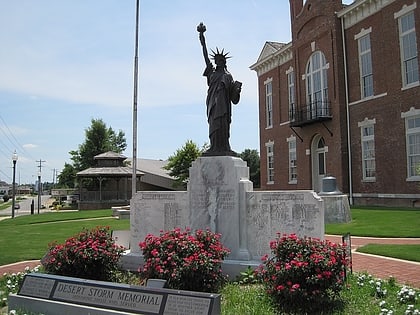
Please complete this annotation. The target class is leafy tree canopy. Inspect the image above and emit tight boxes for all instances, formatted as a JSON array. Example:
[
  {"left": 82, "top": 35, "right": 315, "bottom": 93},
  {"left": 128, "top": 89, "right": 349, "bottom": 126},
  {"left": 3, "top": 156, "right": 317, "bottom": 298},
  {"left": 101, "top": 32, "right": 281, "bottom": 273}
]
[
  {"left": 239, "top": 149, "right": 260, "bottom": 188},
  {"left": 164, "top": 140, "right": 204, "bottom": 188},
  {"left": 57, "top": 163, "right": 76, "bottom": 188},
  {"left": 57, "top": 118, "right": 127, "bottom": 188}
]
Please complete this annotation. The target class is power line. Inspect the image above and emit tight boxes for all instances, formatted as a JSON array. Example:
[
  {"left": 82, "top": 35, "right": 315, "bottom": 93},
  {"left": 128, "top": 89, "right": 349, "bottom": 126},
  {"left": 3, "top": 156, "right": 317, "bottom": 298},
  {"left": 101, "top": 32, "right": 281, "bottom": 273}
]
[{"left": 0, "top": 114, "right": 37, "bottom": 162}]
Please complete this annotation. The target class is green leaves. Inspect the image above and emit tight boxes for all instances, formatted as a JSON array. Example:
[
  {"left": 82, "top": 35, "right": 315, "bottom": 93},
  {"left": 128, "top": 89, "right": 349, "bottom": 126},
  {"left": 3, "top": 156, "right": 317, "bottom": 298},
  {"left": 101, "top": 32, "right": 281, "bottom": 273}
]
[{"left": 164, "top": 140, "right": 203, "bottom": 188}]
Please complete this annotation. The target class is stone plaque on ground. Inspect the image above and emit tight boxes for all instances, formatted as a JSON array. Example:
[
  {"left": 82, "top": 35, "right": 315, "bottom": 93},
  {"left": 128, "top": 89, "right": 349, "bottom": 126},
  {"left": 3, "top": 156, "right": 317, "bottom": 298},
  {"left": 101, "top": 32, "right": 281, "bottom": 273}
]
[{"left": 12, "top": 273, "right": 220, "bottom": 315}]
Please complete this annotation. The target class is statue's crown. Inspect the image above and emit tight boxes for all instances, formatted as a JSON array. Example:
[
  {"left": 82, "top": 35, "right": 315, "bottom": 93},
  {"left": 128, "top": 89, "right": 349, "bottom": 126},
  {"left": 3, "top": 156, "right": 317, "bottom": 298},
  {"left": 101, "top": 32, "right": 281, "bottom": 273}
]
[{"left": 210, "top": 47, "right": 231, "bottom": 61}]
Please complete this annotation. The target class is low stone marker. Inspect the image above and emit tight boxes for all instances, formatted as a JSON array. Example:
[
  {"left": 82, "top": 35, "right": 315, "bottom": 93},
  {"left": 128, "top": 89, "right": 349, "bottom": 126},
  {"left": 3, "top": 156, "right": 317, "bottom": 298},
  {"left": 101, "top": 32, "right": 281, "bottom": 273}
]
[{"left": 9, "top": 273, "right": 220, "bottom": 315}]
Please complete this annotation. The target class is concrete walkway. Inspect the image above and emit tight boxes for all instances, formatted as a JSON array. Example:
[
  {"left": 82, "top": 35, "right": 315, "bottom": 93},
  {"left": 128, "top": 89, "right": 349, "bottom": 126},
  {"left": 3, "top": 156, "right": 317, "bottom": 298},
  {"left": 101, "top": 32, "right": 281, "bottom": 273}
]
[{"left": 1, "top": 236, "right": 419, "bottom": 288}]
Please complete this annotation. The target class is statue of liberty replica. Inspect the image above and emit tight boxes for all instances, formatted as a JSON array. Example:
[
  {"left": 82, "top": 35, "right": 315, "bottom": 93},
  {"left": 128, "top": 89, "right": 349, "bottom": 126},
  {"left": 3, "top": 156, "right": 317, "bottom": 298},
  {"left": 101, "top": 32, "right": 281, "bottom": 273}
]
[{"left": 197, "top": 22, "right": 242, "bottom": 156}]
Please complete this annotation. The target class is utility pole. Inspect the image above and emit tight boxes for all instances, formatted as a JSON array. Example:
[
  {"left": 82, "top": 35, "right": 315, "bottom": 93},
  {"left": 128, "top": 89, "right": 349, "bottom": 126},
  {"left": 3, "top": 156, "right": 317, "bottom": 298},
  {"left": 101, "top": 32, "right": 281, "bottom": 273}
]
[
  {"left": 52, "top": 168, "right": 58, "bottom": 188},
  {"left": 36, "top": 159, "right": 46, "bottom": 214}
]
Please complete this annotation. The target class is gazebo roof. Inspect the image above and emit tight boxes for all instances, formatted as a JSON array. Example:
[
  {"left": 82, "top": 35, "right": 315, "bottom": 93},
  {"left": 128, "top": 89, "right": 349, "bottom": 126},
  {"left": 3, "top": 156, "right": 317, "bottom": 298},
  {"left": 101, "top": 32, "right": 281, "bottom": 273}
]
[
  {"left": 76, "top": 166, "right": 143, "bottom": 178},
  {"left": 94, "top": 151, "right": 127, "bottom": 160}
]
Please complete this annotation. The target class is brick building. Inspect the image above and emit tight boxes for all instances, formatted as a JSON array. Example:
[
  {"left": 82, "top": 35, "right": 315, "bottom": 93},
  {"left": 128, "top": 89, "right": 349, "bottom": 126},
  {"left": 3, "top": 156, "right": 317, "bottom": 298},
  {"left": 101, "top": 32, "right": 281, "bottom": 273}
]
[{"left": 250, "top": 0, "right": 419, "bottom": 206}]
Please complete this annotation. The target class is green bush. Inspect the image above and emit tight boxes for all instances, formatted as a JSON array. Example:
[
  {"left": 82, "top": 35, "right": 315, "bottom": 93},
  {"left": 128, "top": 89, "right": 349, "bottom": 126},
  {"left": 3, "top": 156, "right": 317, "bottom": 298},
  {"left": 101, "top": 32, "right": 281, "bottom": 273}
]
[
  {"left": 42, "top": 226, "right": 125, "bottom": 281},
  {"left": 256, "top": 233, "right": 349, "bottom": 313},
  {"left": 139, "top": 228, "right": 230, "bottom": 292},
  {"left": 2, "top": 194, "right": 9, "bottom": 202}
]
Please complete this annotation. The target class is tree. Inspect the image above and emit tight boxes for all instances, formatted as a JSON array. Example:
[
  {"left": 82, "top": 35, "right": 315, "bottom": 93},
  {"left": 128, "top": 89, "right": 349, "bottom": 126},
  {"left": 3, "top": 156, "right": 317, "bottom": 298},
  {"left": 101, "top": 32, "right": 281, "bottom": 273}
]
[
  {"left": 57, "top": 118, "right": 127, "bottom": 188},
  {"left": 239, "top": 149, "right": 260, "bottom": 188},
  {"left": 164, "top": 140, "right": 204, "bottom": 188},
  {"left": 57, "top": 163, "right": 77, "bottom": 188},
  {"left": 72, "top": 118, "right": 127, "bottom": 170}
]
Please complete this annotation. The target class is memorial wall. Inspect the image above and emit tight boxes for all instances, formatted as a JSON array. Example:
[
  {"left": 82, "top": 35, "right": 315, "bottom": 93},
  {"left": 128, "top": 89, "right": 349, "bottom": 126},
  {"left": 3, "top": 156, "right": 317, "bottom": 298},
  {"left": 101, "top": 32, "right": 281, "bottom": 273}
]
[{"left": 129, "top": 157, "right": 324, "bottom": 263}]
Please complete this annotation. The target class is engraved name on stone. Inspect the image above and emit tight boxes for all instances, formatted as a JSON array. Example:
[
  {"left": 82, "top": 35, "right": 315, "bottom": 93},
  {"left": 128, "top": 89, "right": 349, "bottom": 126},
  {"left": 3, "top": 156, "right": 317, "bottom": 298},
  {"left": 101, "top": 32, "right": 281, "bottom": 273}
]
[
  {"left": 164, "top": 294, "right": 211, "bottom": 315},
  {"left": 53, "top": 282, "right": 163, "bottom": 313},
  {"left": 191, "top": 191, "right": 207, "bottom": 209},
  {"left": 139, "top": 193, "right": 176, "bottom": 200},
  {"left": 164, "top": 202, "right": 181, "bottom": 228},
  {"left": 261, "top": 193, "right": 304, "bottom": 201},
  {"left": 217, "top": 189, "right": 235, "bottom": 210}
]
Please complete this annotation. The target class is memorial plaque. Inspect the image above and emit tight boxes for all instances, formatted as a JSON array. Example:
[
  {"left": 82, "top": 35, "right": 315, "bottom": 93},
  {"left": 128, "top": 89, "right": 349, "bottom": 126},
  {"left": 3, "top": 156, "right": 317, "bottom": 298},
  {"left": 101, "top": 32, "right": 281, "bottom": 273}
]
[
  {"left": 164, "top": 294, "right": 212, "bottom": 315},
  {"left": 247, "top": 190, "right": 324, "bottom": 259},
  {"left": 17, "top": 273, "right": 220, "bottom": 315},
  {"left": 19, "top": 275, "right": 55, "bottom": 298},
  {"left": 130, "top": 191, "right": 188, "bottom": 254}
]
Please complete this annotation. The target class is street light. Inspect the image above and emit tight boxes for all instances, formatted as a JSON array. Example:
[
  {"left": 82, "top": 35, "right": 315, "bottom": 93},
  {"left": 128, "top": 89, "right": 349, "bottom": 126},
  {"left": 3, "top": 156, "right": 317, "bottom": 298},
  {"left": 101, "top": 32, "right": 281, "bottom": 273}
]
[
  {"left": 37, "top": 171, "right": 41, "bottom": 214},
  {"left": 12, "top": 150, "right": 18, "bottom": 219}
]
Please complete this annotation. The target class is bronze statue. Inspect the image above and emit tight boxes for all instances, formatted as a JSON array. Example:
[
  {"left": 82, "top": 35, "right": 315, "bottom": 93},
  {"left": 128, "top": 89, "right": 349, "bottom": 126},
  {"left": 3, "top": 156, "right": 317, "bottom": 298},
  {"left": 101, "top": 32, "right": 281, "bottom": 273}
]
[{"left": 197, "top": 22, "right": 242, "bottom": 156}]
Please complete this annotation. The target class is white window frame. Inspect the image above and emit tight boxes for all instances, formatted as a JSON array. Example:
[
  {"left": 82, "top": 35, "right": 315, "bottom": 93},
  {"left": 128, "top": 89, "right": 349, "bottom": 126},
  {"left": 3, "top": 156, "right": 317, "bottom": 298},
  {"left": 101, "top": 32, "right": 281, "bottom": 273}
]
[
  {"left": 265, "top": 78, "right": 273, "bottom": 128},
  {"left": 395, "top": 4, "right": 419, "bottom": 88},
  {"left": 286, "top": 67, "right": 295, "bottom": 122},
  {"left": 358, "top": 118, "right": 376, "bottom": 181},
  {"left": 355, "top": 28, "right": 374, "bottom": 98},
  {"left": 287, "top": 135, "right": 297, "bottom": 184},
  {"left": 265, "top": 141, "right": 274, "bottom": 184},
  {"left": 402, "top": 107, "right": 420, "bottom": 181},
  {"left": 305, "top": 51, "right": 329, "bottom": 119}
]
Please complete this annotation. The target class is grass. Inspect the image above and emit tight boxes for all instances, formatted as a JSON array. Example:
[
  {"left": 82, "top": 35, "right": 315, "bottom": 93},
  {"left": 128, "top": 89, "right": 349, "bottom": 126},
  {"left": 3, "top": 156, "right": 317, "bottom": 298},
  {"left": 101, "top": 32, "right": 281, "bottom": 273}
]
[
  {"left": 325, "top": 207, "right": 420, "bottom": 237},
  {"left": 325, "top": 206, "right": 420, "bottom": 262},
  {"left": 0, "top": 210, "right": 129, "bottom": 266},
  {"left": 357, "top": 244, "right": 420, "bottom": 262},
  {"left": 220, "top": 273, "right": 419, "bottom": 314},
  {"left": 220, "top": 284, "right": 277, "bottom": 314},
  {"left": 0, "top": 201, "right": 12, "bottom": 211}
]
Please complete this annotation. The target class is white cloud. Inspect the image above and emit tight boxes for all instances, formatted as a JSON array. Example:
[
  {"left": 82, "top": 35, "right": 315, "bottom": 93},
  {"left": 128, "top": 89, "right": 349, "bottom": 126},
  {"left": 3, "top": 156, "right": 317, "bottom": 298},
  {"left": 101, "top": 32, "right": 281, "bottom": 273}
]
[{"left": 23, "top": 144, "right": 38, "bottom": 149}]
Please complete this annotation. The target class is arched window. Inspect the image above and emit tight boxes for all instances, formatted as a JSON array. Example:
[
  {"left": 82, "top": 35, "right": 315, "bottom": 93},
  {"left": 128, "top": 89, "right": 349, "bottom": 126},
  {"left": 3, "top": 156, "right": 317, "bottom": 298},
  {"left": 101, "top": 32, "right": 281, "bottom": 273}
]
[{"left": 306, "top": 51, "right": 328, "bottom": 119}]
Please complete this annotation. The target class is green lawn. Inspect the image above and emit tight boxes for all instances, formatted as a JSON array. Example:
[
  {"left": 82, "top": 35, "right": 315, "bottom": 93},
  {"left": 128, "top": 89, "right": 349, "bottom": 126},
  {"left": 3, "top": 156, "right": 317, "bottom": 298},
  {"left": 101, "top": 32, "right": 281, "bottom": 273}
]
[
  {"left": 0, "top": 210, "right": 130, "bottom": 265},
  {"left": 0, "top": 201, "right": 12, "bottom": 211},
  {"left": 357, "top": 244, "right": 420, "bottom": 262},
  {"left": 325, "top": 207, "right": 420, "bottom": 262},
  {"left": 325, "top": 207, "right": 420, "bottom": 237}
]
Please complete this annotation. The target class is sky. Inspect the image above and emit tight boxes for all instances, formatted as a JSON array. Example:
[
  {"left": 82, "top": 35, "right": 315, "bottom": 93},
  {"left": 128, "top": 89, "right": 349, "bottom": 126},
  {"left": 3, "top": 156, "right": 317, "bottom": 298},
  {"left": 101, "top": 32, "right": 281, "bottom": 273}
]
[{"left": 0, "top": 0, "right": 353, "bottom": 185}]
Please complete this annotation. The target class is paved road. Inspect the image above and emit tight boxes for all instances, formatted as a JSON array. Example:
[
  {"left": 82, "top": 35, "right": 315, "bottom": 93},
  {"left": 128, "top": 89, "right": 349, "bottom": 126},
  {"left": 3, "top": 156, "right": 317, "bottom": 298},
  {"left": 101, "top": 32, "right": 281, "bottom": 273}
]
[{"left": 0, "top": 195, "right": 52, "bottom": 218}]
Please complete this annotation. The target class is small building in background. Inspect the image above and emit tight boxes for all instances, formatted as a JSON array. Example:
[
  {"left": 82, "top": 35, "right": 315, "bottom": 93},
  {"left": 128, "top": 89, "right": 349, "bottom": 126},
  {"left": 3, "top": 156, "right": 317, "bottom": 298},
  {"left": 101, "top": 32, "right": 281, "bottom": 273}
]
[{"left": 75, "top": 152, "right": 179, "bottom": 210}]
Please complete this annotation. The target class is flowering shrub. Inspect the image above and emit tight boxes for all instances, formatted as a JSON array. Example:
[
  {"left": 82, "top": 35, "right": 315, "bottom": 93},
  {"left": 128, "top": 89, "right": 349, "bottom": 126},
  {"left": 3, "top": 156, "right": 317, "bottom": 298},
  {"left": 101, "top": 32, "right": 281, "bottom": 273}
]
[
  {"left": 0, "top": 265, "right": 41, "bottom": 308},
  {"left": 256, "top": 233, "right": 348, "bottom": 311},
  {"left": 398, "top": 285, "right": 418, "bottom": 304},
  {"left": 357, "top": 273, "right": 420, "bottom": 315},
  {"left": 139, "top": 228, "right": 230, "bottom": 292},
  {"left": 42, "top": 226, "right": 125, "bottom": 281}
]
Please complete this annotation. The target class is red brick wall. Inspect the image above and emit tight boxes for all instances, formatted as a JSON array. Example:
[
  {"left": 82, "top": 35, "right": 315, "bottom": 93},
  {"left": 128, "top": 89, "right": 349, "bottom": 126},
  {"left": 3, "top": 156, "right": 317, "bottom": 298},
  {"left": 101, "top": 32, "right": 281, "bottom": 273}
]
[{"left": 345, "top": 0, "right": 420, "bottom": 197}]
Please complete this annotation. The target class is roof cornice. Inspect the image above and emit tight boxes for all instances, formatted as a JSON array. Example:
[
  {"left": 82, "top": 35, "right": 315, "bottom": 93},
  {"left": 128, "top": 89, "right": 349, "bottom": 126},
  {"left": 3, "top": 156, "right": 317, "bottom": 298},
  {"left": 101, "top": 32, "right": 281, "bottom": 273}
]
[
  {"left": 337, "top": 0, "right": 396, "bottom": 29},
  {"left": 250, "top": 42, "right": 293, "bottom": 76}
]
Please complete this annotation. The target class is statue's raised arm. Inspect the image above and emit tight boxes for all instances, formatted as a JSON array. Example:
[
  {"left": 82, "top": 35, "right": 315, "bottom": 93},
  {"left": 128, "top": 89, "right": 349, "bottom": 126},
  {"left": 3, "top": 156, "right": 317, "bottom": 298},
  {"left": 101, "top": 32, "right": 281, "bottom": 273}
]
[{"left": 197, "top": 22, "right": 211, "bottom": 67}]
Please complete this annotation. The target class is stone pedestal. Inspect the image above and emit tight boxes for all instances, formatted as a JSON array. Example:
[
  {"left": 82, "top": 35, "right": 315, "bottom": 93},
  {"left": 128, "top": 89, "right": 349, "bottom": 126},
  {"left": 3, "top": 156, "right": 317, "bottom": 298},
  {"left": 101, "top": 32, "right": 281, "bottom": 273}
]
[
  {"left": 320, "top": 194, "right": 351, "bottom": 223},
  {"left": 188, "top": 156, "right": 253, "bottom": 260}
]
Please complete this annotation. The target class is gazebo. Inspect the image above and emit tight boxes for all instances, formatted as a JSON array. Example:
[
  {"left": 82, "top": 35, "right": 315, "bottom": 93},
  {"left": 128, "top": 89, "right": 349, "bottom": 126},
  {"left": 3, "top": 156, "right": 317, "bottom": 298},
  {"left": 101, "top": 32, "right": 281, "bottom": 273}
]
[{"left": 76, "top": 151, "right": 144, "bottom": 210}]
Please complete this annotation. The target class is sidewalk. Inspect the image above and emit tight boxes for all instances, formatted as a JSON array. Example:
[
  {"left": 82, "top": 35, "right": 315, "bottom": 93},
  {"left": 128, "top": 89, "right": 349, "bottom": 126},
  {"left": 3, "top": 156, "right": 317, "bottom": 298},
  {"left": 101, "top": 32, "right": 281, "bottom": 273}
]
[
  {"left": 325, "top": 235, "right": 420, "bottom": 288},
  {"left": 1, "top": 236, "right": 420, "bottom": 288}
]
